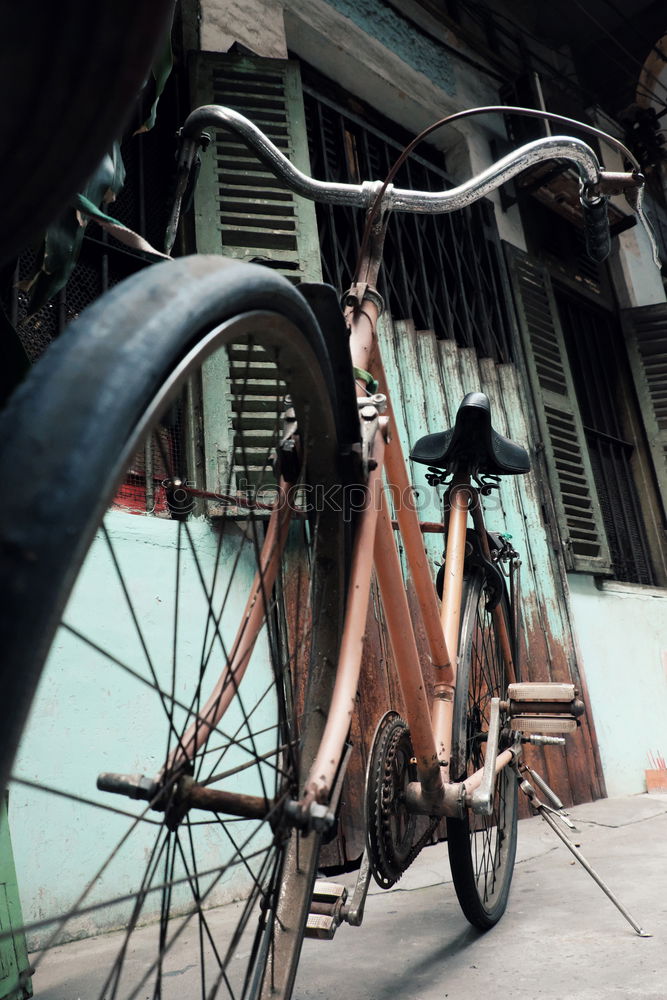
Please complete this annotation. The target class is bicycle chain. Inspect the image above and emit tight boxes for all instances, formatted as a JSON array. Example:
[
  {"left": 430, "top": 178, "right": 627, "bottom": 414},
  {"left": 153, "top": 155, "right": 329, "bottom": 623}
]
[{"left": 367, "top": 714, "right": 439, "bottom": 888}]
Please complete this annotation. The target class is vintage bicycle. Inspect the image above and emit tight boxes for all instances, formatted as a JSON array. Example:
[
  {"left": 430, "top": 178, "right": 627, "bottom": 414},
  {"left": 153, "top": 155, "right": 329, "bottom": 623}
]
[{"left": 0, "top": 103, "right": 651, "bottom": 998}]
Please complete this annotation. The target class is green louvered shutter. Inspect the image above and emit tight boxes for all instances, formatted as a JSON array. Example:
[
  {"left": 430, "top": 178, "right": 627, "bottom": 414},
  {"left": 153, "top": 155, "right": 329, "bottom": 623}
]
[
  {"left": 188, "top": 53, "right": 322, "bottom": 494},
  {"left": 505, "top": 245, "right": 612, "bottom": 573},
  {"left": 190, "top": 52, "right": 322, "bottom": 281},
  {"left": 621, "top": 304, "right": 667, "bottom": 521}
]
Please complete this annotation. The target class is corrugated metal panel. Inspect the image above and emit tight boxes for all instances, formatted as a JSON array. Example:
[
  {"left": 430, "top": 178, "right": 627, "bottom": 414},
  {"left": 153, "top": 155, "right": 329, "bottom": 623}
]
[
  {"left": 437, "top": 338, "right": 467, "bottom": 419},
  {"left": 392, "top": 320, "right": 444, "bottom": 557}
]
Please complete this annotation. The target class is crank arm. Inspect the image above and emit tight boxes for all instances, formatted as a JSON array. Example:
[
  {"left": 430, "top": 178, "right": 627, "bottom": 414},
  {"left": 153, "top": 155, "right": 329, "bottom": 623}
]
[
  {"left": 470, "top": 697, "right": 501, "bottom": 816},
  {"left": 342, "top": 849, "right": 373, "bottom": 927},
  {"left": 465, "top": 698, "right": 520, "bottom": 816}
]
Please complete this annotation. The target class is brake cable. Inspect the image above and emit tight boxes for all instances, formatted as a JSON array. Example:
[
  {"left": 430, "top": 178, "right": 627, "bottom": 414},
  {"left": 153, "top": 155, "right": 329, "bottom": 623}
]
[{"left": 353, "top": 104, "right": 641, "bottom": 283}]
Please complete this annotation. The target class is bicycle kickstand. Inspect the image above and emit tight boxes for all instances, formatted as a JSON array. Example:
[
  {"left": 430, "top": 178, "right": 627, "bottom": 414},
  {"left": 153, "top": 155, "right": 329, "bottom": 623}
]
[{"left": 517, "top": 769, "right": 651, "bottom": 937}]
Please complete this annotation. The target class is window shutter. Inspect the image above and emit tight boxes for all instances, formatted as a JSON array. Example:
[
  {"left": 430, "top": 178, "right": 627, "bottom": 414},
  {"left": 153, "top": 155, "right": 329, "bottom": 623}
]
[
  {"left": 621, "top": 304, "right": 667, "bottom": 521},
  {"left": 505, "top": 245, "right": 612, "bottom": 573},
  {"left": 189, "top": 53, "right": 321, "bottom": 494},
  {"left": 190, "top": 51, "right": 322, "bottom": 281}
]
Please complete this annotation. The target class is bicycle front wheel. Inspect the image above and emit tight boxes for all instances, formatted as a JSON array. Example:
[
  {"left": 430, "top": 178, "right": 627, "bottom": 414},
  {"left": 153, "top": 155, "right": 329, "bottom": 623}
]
[
  {"left": 446, "top": 570, "right": 519, "bottom": 929},
  {"left": 0, "top": 256, "right": 350, "bottom": 999}
]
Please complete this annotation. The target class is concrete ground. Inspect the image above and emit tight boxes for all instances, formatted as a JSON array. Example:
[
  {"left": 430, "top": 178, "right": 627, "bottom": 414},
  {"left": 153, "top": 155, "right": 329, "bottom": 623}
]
[{"left": 30, "top": 793, "right": 667, "bottom": 999}]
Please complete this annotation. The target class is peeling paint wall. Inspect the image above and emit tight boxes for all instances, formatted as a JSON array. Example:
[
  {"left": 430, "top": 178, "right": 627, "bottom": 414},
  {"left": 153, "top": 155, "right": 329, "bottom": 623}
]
[{"left": 320, "top": 0, "right": 456, "bottom": 94}]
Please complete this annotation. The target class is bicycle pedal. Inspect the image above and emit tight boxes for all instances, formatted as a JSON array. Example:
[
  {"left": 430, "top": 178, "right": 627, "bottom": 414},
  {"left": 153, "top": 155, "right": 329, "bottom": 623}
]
[
  {"left": 512, "top": 716, "right": 578, "bottom": 734},
  {"left": 506, "top": 682, "right": 583, "bottom": 734},
  {"left": 306, "top": 914, "right": 338, "bottom": 939},
  {"left": 508, "top": 682, "right": 575, "bottom": 701},
  {"left": 305, "top": 881, "right": 348, "bottom": 940}
]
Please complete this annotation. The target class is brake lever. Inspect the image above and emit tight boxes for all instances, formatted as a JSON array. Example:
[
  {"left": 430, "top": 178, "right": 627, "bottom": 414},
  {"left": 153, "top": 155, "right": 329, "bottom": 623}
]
[
  {"left": 587, "top": 170, "right": 661, "bottom": 268},
  {"left": 164, "top": 131, "right": 211, "bottom": 254}
]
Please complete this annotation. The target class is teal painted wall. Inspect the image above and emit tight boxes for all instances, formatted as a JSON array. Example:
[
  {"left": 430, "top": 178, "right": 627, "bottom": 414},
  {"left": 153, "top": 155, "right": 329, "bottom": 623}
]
[
  {"left": 325, "top": 0, "right": 456, "bottom": 94},
  {"left": 568, "top": 574, "right": 667, "bottom": 796},
  {"left": 10, "top": 511, "right": 275, "bottom": 948}
]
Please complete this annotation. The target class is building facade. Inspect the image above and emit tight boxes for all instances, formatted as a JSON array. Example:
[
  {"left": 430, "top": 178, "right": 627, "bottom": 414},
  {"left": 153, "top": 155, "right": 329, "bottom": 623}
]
[{"left": 5, "top": 0, "right": 667, "bottom": 933}]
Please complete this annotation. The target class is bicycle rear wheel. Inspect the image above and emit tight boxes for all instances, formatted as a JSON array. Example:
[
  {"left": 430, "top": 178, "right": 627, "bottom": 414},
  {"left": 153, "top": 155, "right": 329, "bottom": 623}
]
[
  {"left": 446, "top": 569, "right": 519, "bottom": 929},
  {"left": 0, "top": 256, "right": 349, "bottom": 999}
]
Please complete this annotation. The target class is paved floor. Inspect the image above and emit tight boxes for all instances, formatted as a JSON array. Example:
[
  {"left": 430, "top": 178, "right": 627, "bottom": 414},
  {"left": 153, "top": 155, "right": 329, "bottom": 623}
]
[
  {"left": 31, "top": 793, "right": 667, "bottom": 999},
  {"left": 296, "top": 793, "right": 667, "bottom": 1000}
]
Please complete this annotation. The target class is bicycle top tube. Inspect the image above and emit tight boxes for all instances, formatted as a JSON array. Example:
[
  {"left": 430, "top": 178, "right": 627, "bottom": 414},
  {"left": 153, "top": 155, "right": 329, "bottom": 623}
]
[{"left": 182, "top": 104, "right": 605, "bottom": 213}]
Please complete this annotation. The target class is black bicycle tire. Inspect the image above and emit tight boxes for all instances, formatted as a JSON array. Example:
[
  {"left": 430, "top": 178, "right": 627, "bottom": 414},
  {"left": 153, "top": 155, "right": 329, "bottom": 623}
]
[
  {"left": 446, "top": 570, "right": 519, "bottom": 929},
  {"left": 0, "top": 255, "right": 350, "bottom": 998}
]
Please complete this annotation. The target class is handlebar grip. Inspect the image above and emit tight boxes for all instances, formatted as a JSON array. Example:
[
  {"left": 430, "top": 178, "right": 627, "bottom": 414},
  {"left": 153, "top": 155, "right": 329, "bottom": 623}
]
[{"left": 581, "top": 195, "right": 611, "bottom": 263}]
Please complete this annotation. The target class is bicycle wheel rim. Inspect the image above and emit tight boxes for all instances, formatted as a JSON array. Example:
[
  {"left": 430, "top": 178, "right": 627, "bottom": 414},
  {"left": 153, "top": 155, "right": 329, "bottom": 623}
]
[
  {"left": 0, "top": 260, "right": 348, "bottom": 999},
  {"left": 446, "top": 571, "right": 518, "bottom": 929}
]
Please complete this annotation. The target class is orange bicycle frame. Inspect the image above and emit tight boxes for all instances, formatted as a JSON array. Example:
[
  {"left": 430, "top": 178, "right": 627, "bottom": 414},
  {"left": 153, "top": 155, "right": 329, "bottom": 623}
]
[{"left": 302, "top": 284, "right": 517, "bottom": 819}]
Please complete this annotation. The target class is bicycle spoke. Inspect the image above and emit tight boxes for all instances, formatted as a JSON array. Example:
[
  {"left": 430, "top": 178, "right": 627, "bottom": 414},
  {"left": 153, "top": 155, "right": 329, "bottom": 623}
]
[
  {"left": 167, "top": 499, "right": 288, "bottom": 794},
  {"left": 102, "top": 829, "right": 170, "bottom": 1000},
  {"left": 101, "top": 523, "right": 190, "bottom": 755},
  {"left": 121, "top": 804, "right": 287, "bottom": 1000},
  {"left": 60, "top": 622, "right": 289, "bottom": 776},
  {"left": 195, "top": 631, "right": 310, "bottom": 787},
  {"left": 205, "top": 844, "right": 280, "bottom": 1000},
  {"left": 193, "top": 338, "right": 268, "bottom": 680},
  {"left": 201, "top": 740, "right": 295, "bottom": 788},
  {"left": 154, "top": 832, "right": 179, "bottom": 997},
  {"left": 179, "top": 517, "right": 270, "bottom": 780},
  {"left": 167, "top": 520, "right": 184, "bottom": 768},
  {"left": 183, "top": 369, "right": 283, "bottom": 762},
  {"left": 180, "top": 821, "right": 225, "bottom": 998},
  {"left": 19, "top": 800, "right": 158, "bottom": 960}
]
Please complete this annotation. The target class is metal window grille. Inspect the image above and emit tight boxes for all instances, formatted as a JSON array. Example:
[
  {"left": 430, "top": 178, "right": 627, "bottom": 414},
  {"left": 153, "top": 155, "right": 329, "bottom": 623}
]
[
  {"left": 302, "top": 84, "right": 515, "bottom": 363},
  {"left": 557, "top": 289, "right": 657, "bottom": 585}
]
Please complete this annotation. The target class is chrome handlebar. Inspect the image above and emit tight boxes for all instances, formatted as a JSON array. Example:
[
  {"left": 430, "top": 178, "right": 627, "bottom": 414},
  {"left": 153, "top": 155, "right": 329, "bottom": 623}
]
[
  {"left": 181, "top": 105, "right": 604, "bottom": 212},
  {"left": 171, "top": 104, "right": 658, "bottom": 265}
]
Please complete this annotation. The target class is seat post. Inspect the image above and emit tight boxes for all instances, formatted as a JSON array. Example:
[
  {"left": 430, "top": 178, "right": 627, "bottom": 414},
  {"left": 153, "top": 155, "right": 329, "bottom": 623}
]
[
  {"left": 440, "top": 475, "right": 472, "bottom": 656},
  {"left": 431, "top": 475, "right": 472, "bottom": 765}
]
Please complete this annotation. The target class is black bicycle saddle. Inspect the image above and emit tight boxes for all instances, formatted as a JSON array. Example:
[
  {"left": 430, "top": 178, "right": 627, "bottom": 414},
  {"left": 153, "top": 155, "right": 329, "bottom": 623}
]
[{"left": 410, "top": 392, "right": 530, "bottom": 476}]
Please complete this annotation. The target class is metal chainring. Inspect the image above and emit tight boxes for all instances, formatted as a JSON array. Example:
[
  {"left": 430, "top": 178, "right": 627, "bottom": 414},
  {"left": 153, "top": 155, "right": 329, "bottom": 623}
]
[{"left": 366, "top": 712, "right": 436, "bottom": 888}]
